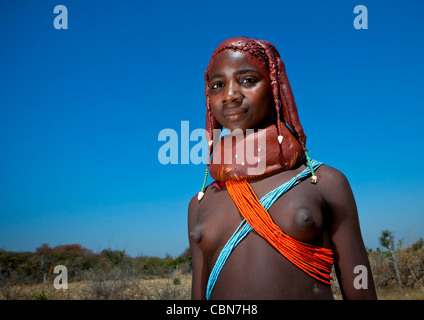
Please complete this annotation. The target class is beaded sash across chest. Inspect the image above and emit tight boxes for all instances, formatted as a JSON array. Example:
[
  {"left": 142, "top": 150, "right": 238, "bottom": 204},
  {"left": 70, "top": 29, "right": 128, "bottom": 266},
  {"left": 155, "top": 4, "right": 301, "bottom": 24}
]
[{"left": 206, "top": 160, "right": 334, "bottom": 300}]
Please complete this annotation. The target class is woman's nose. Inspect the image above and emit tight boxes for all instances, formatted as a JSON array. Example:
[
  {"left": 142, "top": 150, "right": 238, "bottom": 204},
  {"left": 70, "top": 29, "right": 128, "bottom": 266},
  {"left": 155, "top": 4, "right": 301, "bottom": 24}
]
[{"left": 222, "top": 81, "right": 242, "bottom": 104}]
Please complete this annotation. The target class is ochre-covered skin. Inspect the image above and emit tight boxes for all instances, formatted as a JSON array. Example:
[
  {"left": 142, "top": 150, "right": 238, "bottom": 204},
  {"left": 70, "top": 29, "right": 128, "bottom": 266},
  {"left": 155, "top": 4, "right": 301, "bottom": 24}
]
[
  {"left": 188, "top": 37, "right": 377, "bottom": 300},
  {"left": 209, "top": 123, "right": 304, "bottom": 181},
  {"left": 205, "top": 37, "right": 307, "bottom": 159}
]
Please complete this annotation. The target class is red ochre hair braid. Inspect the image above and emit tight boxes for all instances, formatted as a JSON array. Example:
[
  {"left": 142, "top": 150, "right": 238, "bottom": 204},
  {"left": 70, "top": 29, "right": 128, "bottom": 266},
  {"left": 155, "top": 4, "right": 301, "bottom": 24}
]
[
  {"left": 197, "top": 37, "right": 312, "bottom": 200},
  {"left": 204, "top": 37, "right": 307, "bottom": 153}
]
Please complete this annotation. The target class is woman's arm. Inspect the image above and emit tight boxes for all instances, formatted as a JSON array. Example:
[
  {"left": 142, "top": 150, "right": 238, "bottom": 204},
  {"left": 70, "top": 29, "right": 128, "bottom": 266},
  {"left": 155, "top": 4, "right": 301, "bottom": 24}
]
[
  {"left": 318, "top": 165, "right": 377, "bottom": 299},
  {"left": 188, "top": 196, "right": 209, "bottom": 300}
]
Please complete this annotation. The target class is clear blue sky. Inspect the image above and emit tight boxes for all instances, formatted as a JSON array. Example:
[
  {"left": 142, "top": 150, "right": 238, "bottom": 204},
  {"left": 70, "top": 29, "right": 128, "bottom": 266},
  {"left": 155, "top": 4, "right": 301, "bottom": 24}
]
[{"left": 0, "top": 0, "right": 423, "bottom": 257}]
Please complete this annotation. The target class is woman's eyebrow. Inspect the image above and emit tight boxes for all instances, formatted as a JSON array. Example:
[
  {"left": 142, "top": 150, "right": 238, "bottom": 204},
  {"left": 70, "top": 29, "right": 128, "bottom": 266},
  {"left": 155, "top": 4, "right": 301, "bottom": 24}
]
[
  {"left": 209, "top": 72, "right": 224, "bottom": 81},
  {"left": 234, "top": 68, "right": 261, "bottom": 75},
  {"left": 209, "top": 69, "right": 261, "bottom": 81}
]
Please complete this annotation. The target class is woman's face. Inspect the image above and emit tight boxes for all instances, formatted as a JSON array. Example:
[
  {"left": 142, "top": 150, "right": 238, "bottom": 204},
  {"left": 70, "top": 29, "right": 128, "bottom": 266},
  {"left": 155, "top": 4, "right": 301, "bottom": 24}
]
[{"left": 207, "top": 50, "right": 275, "bottom": 133}]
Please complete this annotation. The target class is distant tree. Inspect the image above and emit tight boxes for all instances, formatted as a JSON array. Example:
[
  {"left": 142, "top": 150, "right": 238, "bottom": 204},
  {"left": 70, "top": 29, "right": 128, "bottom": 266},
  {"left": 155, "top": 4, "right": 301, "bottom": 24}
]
[
  {"left": 179, "top": 247, "right": 192, "bottom": 263},
  {"left": 378, "top": 230, "right": 392, "bottom": 250},
  {"left": 100, "top": 248, "right": 129, "bottom": 267},
  {"left": 378, "top": 230, "right": 401, "bottom": 293},
  {"left": 411, "top": 238, "right": 424, "bottom": 251},
  {"left": 36, "top": 243, "right": 53, "bottom": 255}
]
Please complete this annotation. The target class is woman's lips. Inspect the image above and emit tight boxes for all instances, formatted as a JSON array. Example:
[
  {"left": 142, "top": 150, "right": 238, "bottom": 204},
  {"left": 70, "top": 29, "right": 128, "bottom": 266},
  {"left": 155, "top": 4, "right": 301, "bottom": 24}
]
[{"left": 223, "top": 109, "right": 248, "bottom": 121}]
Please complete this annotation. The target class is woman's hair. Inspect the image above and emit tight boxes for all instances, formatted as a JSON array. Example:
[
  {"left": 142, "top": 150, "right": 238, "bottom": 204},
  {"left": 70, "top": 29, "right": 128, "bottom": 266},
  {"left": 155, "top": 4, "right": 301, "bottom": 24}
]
[{"left": 204, "top": 37, "right": 307, "bottom": 153}]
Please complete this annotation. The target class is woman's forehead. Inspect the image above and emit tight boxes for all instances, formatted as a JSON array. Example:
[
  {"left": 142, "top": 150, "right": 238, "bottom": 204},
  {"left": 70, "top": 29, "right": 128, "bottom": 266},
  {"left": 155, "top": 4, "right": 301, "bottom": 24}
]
[{"left": 207, "top": 50, "right": 269, "bottom": 78}]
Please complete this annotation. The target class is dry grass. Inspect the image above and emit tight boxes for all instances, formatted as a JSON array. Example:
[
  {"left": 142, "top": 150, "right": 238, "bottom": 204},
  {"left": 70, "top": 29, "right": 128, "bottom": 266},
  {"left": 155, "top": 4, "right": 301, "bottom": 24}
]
[
  {"left": 142, "top": 274, "right": 191, "bottom": 300},
  {"left": 375, "top": 287, "right": 424, "bottom": 300},
  {"left": 3, "top": 273, "right": 423, "bottom": 300},
  {"left": 333, "top": 287, "right": 424, "bottom": 300},
  {"left": 0, "top": 273, "right": 191, "bottom": 300},
  {"left": 2, "top": 245, "right": 423, "bottom": 300}
]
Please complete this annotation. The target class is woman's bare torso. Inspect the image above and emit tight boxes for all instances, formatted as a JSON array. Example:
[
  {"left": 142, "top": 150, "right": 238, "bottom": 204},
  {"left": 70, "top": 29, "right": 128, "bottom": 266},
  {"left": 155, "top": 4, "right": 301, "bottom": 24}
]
[{"left": 189, "top": 164, "right": 335, "bottom": 300}]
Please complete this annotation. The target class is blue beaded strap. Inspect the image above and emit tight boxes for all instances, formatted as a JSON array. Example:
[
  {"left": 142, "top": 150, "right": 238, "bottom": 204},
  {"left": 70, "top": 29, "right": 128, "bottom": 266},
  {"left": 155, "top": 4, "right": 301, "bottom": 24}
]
[{"left": 206, "top": 159, "right": 323, "bottom": 300}]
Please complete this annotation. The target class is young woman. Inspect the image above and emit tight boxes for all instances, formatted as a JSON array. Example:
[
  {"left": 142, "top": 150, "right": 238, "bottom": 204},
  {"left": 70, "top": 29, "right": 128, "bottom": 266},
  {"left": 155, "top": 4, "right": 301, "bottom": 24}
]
[{"left": 188, "top": 37, "right": 377, "bottom": 300}]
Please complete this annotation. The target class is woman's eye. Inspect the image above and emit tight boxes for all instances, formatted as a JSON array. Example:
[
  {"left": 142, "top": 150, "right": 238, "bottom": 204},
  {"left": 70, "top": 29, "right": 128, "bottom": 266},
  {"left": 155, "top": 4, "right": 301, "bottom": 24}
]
[
  {"left": 211, "top": 82, "right": 223, "bottom": 89},
  {"left": 242, "top": 77, "right": 257, "bottom": 84}
]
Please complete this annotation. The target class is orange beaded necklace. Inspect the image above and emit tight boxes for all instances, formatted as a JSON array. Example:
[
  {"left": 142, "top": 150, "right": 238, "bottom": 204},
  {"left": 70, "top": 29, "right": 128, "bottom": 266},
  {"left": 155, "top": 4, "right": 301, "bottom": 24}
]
[{"left": 225, "top": 179, "right": 334, "bottom": 284}]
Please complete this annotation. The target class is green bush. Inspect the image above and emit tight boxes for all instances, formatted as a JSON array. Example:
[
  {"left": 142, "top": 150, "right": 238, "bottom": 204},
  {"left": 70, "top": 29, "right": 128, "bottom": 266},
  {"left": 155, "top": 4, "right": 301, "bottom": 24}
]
[{"left": 32, "top": 290, "right": 53, "bottom": 300}]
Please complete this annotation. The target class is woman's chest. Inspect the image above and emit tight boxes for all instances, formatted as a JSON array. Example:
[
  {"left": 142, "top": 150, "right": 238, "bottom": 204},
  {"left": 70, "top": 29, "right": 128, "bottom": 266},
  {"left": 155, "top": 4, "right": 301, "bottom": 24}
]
[{"left": 191, "top": 180, "right": 328, "bottom": 258}]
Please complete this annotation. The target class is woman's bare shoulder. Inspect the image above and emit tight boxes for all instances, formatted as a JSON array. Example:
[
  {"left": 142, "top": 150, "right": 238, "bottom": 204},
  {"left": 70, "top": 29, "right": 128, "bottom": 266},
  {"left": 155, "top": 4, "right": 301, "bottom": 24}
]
[
  {"left": 187, "top": 182, "right": 218, "bottom": 222},
  {"left": 188, "top": 192, "right": 200, "bottom": 224},
  {"left": 316, "top": 164, "right": 351, "bottom": 188},
  {"left": 315, "top": 164, "right": 357, "bottom": 217},
  {"left": 315, "top": 164, "right": 354, "bottom": 201}
]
